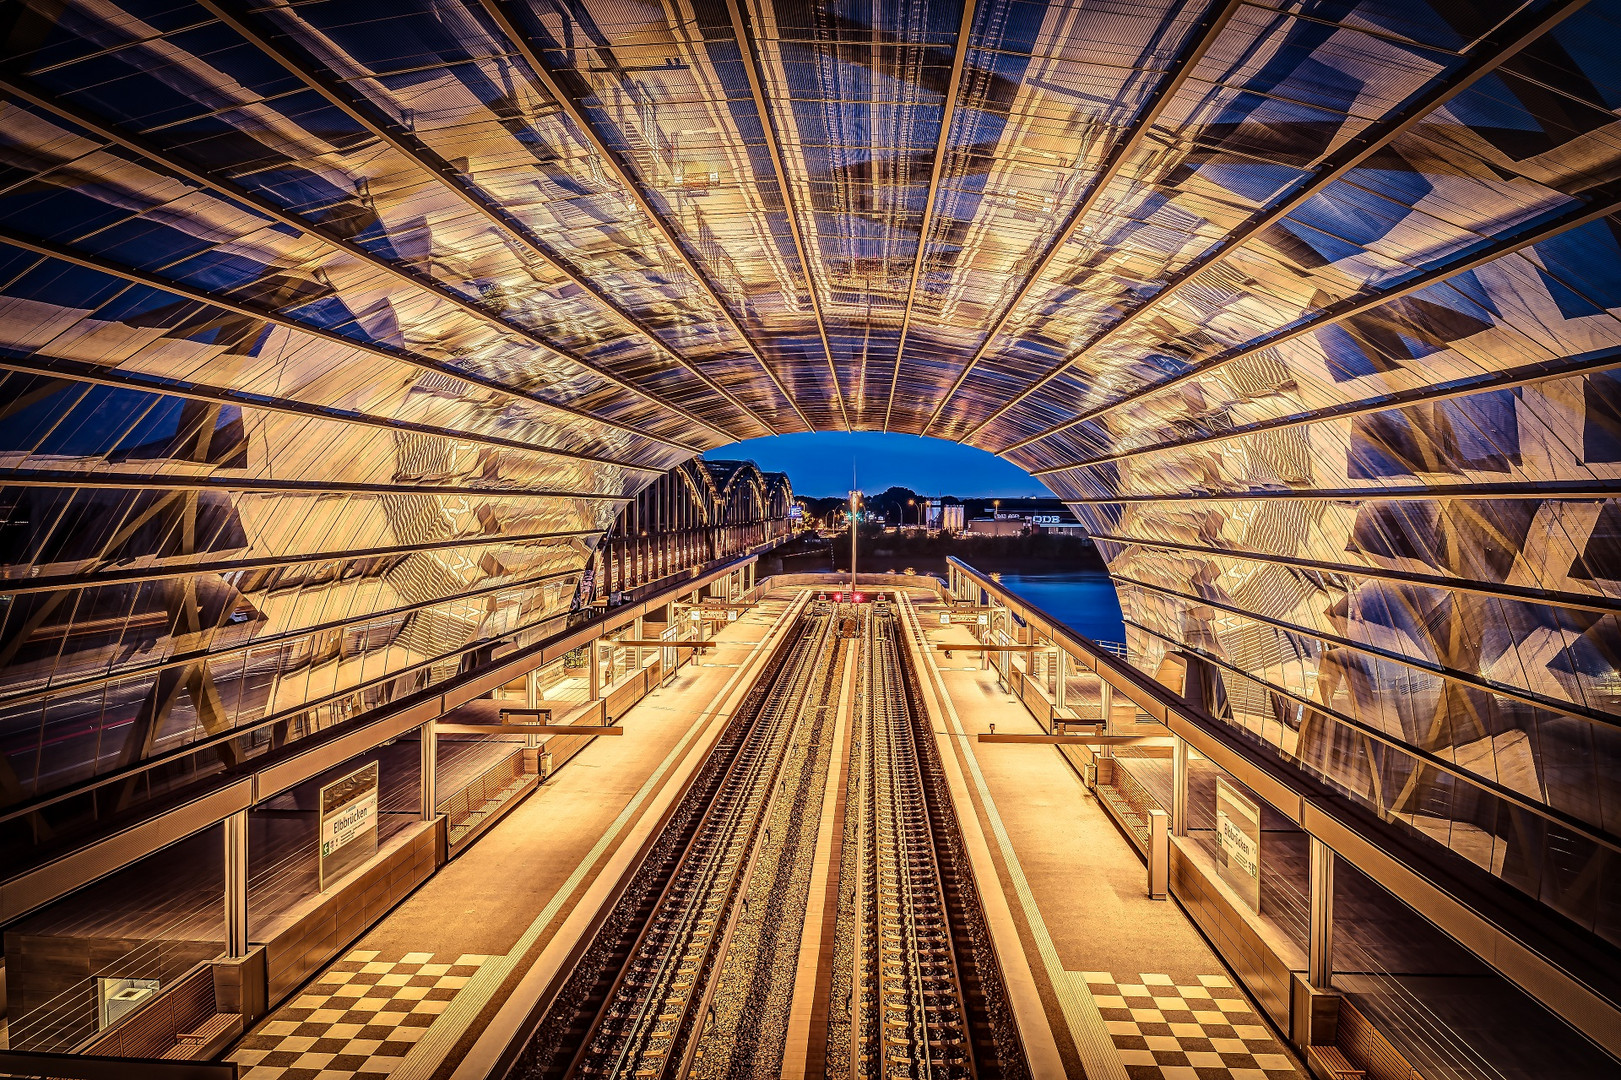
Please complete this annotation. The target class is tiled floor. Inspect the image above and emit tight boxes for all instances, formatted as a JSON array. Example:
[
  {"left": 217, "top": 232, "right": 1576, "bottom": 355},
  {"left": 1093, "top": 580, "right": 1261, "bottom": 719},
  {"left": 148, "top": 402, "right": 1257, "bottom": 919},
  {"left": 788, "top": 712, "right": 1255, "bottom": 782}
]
[
  {"left": 1084, "top": 972, "right": 1299, "bottom": 1080},
  {"left": 231, "top": 951, "right": 488, "bottom": 1079}
]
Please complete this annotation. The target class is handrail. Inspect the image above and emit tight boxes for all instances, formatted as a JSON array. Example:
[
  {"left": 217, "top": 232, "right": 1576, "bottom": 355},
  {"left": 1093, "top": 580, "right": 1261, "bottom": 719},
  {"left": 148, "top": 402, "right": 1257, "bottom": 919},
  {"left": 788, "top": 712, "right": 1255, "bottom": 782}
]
[
  {"left": 0, "top": 1049, "right": 236, "bottom": 1079},
  {"left": 1, "top": 549, "right": 773, "bottom": 928},
  {"left": 946, "top": 556, "right": 1621, "bottom": 1055}
]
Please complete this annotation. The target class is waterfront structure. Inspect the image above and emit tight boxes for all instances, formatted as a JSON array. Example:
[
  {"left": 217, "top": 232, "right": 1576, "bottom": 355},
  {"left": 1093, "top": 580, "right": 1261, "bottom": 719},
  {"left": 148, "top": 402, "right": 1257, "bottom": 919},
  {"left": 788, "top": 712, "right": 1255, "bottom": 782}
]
[{"left": 1, "top": 0, "right": 1620, "bottom": 1073}]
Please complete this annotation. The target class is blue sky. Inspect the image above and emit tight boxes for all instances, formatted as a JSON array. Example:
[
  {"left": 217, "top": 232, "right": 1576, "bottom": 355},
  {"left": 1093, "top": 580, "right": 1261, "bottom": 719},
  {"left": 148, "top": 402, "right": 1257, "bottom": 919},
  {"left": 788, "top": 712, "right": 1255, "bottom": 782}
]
[{"left": 705, "top": 432, "right": 1051, "bottom": 498}]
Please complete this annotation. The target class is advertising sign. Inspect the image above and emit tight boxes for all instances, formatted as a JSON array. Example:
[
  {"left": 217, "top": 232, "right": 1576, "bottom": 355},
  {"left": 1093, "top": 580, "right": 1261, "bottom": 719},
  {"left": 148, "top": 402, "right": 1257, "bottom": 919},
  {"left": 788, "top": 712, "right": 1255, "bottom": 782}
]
[
  {"left": 319, "top": 761, "right": 379, "bottom": 890},
  {"left": 1215, "top": 776, "right": 1261, "bottom": 911}
]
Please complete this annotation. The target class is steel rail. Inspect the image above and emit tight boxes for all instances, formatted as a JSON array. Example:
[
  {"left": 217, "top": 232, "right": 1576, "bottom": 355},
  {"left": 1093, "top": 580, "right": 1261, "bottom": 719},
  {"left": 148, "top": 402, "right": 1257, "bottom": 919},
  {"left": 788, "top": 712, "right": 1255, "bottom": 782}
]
[
  {"left": 973, "top": 0, "right": 1595, "bottom": 447},
  {"left": 190, "top": 0, "right": 762, "bottom": 443},
  {"left": 475, "top": 0, "right": 815, "bottom": 434},
  {"left": 859, "top": 607, "right": 975, "bottom": 1078},
  {"left": 560, "top": 611, "right": 836, "bottom": 1078},
  {"left": 882, "top": 0, "right": 982, "bottom": 433},
  {"left": 674, "top": 608, "right": 849, "bottom": 1078},
  {"left": 919, "top": 0, "right": 1249, "bottom": 437}
]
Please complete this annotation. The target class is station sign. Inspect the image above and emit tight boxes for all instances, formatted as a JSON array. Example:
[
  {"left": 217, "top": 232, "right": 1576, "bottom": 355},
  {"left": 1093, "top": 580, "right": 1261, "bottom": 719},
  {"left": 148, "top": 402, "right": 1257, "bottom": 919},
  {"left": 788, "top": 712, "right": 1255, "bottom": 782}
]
[
  {"left": 1215, "top": 776, "right": 1261, "bottom": 912},
  {"left": 319, "top": 761, "right": 379, "bottom": 890}
]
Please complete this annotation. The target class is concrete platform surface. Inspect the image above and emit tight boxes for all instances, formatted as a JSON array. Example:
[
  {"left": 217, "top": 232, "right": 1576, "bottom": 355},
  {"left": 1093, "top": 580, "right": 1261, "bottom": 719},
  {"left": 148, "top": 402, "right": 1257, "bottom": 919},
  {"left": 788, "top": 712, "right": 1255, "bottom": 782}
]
[
  {"left": 227, "top": 595, "right": 803, "bottom": 1080},
  {"left": 907, "top": 591, "right": 1307, "bottom": 1080}
]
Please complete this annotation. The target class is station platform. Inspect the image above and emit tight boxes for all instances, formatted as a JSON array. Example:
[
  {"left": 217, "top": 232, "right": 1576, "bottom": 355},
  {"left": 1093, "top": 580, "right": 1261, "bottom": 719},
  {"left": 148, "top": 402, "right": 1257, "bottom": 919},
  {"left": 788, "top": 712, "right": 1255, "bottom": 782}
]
[
  {"left": 217, "top": 580, "right": 1593, "bottom": 1080},
  {"left": 900, "top": 590, "right": 1308, "bottom": 1080},
  {"left": 225, "top": 595, "right": 799, "bottom": 1080}
]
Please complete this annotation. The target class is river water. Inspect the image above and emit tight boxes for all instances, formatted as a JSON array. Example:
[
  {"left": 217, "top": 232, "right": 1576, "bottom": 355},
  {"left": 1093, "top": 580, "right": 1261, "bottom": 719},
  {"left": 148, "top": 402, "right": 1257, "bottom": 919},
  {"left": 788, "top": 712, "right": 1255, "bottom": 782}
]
[{"left": 983, "top": 570, "right": 1126, "bottom": 646}]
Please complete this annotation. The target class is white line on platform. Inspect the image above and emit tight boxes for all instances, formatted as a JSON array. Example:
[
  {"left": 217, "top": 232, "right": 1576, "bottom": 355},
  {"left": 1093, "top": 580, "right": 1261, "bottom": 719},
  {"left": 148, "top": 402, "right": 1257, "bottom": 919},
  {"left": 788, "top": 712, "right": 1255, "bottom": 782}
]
[{"left": 409, "top": 592, "right": 813, "bottom": 1080}]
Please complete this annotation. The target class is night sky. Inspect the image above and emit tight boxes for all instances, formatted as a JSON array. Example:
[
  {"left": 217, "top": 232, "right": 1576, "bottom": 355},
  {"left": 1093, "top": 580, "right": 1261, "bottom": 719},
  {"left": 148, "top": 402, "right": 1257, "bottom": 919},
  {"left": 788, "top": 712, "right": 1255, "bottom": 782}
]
[{"left": 705, "top": 432, "right": 1052, "bottom": 498}]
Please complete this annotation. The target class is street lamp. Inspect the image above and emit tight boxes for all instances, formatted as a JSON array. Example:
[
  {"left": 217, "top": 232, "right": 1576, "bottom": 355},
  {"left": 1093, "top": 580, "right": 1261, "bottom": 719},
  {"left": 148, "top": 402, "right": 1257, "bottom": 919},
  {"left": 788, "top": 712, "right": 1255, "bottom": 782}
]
[
  {"left": 848, "top": 490, "right": 861, "bottom": 597},
  {"left": 907, "top": 498, "right": 915, "bottom": 530}
]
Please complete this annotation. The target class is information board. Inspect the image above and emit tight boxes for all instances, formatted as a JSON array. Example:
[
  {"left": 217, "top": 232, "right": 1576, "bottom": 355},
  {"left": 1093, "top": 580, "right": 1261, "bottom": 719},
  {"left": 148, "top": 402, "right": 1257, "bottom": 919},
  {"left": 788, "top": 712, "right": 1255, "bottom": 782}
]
[
  {"left": 319, "top": 761, "right": 379, "bottom": 890},
  {"left": 1215, "top": 776, "right": 1261, "bottom": 911}
]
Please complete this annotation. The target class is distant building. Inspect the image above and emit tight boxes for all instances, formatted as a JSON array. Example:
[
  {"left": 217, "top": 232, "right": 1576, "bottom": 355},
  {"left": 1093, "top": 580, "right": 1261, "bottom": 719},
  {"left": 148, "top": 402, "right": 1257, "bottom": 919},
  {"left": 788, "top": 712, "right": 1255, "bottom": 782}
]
[
  {"left": 962, "top": 501, "right": 1092, "bottom": 540},
  {"left": 924, "top": 502, "right": 964, "bottom": 532},
  {"left": 964, "top": 517, "right": 1024, "bottom": 536}
]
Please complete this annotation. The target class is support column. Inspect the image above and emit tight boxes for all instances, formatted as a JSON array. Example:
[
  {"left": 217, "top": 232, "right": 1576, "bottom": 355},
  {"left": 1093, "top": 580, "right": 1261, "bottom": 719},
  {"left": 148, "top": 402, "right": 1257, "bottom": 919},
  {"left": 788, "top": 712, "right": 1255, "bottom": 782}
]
[
  {"left": 1098, "top": 680, "right": 1114, "bottom": 759},
  {"left": 420, "top": 720, "right": 437, "bottom": 821},
  {"left": 1309, "top": 836, "right": 1335, "bottom": 988},
  {"left": 224, "top": 809, "right": 249, "bottom": 958},
  {"left": 1172, "top": 736, "right": 1189, "bottom": 837},
  {"left": 526, "top": 670, "right": 541, "bottom": 747}
]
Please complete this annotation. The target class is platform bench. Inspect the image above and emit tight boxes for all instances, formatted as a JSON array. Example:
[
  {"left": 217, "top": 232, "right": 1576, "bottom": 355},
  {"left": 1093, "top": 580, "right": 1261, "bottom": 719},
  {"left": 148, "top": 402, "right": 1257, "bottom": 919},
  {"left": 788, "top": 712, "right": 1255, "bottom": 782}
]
[
  {"left": 160, "top": 1013, "right": 241, "bottom": 1059},
  {"left": 1307, "top": 1044, "right": 1366, "bottom": 1080}
]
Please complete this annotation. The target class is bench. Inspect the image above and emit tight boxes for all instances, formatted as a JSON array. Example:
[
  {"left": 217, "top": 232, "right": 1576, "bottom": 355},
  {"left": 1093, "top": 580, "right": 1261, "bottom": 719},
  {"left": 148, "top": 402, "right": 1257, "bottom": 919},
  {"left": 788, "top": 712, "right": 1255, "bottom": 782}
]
[
  {"left": 160, "top": 1013, "right": 240, "bottom": 1059},
  {"left": 1307, "top": 1045, "right": 1365, "bottom": 1080}
]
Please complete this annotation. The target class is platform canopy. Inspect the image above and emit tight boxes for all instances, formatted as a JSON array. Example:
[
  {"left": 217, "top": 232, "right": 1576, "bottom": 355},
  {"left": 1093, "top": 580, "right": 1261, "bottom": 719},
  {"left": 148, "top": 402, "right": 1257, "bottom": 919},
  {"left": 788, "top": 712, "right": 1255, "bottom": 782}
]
[{"left": 1, "top": 0, "right": 1620, "bottom": 942}]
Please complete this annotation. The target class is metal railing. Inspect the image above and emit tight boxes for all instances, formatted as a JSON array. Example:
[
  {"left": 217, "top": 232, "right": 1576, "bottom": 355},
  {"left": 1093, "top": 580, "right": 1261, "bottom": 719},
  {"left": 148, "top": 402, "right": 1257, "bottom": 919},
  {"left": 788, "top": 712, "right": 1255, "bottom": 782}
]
[{"left": 439, "top": 747, "right": 528, "bottom": 849}]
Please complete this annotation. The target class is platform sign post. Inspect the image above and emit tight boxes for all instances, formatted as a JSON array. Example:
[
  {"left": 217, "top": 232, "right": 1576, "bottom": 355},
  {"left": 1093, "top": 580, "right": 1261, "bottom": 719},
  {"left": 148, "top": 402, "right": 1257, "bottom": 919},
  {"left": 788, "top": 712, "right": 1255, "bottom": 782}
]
[
  {"left": 1215, "top": 776, "right": 1261, "bottom": 911},
  {"left": 661, "top": 623, "right": 679, "bottom": 684},
  {"left": 319, "top": 761, "right": 379, "bottom": 891}
]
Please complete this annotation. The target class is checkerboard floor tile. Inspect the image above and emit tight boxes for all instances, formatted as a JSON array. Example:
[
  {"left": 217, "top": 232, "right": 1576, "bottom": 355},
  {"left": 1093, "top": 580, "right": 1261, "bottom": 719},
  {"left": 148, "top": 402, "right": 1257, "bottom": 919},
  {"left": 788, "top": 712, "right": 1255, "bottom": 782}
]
[
  {"left": 231, "top": 950, "right": 489, "bottom": 1080},
  {"left": 1083, "top": 972, "right": 1302, "bottom": 1080}
]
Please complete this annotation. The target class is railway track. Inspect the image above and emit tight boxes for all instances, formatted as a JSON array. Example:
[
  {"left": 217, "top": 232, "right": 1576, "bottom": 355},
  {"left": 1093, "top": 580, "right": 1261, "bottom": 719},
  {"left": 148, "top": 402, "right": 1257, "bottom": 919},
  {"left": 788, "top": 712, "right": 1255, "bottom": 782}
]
[
  {"left": 854, "top": 604, "right": 971, "bottom": 1077},
  {"left": 510, "top": 592, "right": 1028, "bottom": 1080},
  {"left": 514, "top": 601, "right": 845, "bottom": 1080}
]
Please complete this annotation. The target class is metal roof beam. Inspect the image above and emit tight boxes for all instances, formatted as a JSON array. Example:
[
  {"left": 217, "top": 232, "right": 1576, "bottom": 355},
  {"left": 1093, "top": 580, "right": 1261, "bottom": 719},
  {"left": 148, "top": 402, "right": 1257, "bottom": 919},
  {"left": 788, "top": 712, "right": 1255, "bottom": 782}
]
[
  {"left": 0, "top": 354, "right": 668, "bottom": 476},
  {"left": 919, "top": 0, "right": 1248, "bottom": 437},
  {"left": 0, "top": 527, "right": 601, "bottom": 596},
  {"left": 882, "top": 0, "right": 980, "bottom": 432},
  {"left": 0, "top": 226, "right": 704, "bottom": 455},
  {"left": 721, "top": 0, "right": 851, "bottom": 432},
  {"left": 1113, "top": 570, "right": 1621, "bottom": 729},
  {"left": 0, "top": 468, "right": 632, "bottom": 500},
  {"left": 1004, "top": 185, "right": 1621, "bottom": 455},
  {"left": 0, "top": 70, "right": 741, "bottom": 447},
  {"left": 978, "top": 0, "right": 1594, "bottom": 446},
  {"left": 1061, "top": 480, "right": 1621, "bottom": 503},
  {"left": 1030, "top": 342, "right": 1621, "bottom": 477},
  {"left": 476, "top": 0, "right": 815, "bottom": 434},
  {"left": 192, "top": 0, "right": 763, "bottom": 443},
  {"left": 1087, "top": 531, "right": 1621, "bottom": 616}
]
